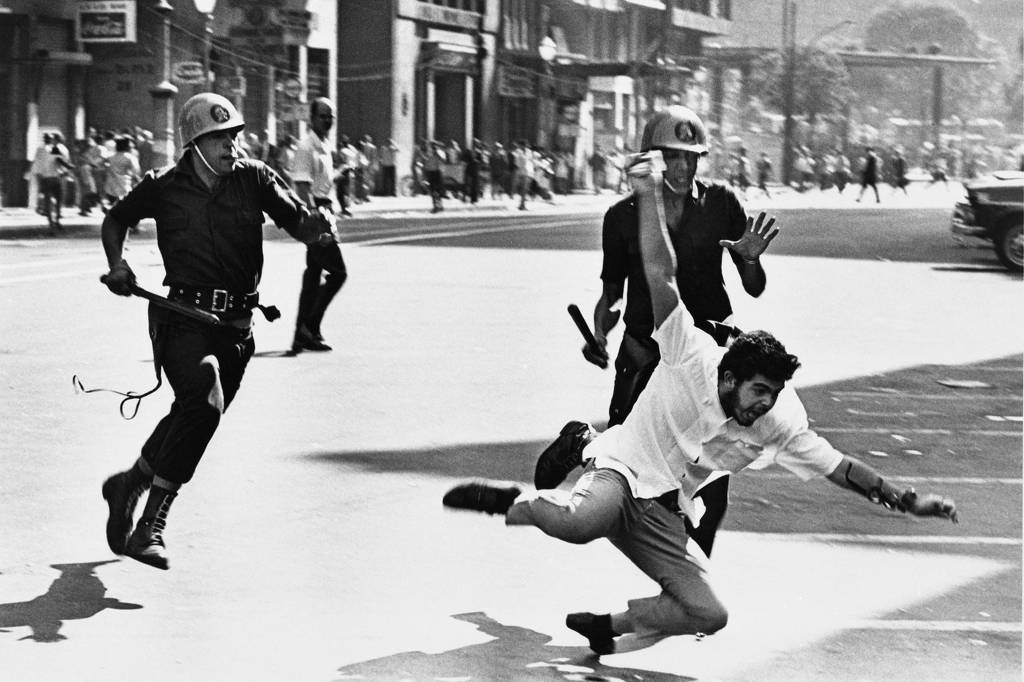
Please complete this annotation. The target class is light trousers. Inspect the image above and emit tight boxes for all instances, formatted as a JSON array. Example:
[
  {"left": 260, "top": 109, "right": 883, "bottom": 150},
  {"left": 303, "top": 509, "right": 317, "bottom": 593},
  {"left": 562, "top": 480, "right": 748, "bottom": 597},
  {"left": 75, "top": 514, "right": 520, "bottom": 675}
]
[{"left": 506, "top": 465, "right": 728, "bottom": 640}]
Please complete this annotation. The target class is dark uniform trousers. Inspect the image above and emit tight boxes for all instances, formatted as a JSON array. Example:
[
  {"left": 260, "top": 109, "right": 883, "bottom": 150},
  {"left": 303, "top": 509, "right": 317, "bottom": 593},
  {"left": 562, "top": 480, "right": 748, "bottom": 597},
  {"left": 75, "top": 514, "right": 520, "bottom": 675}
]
[
  {"left": 610, "top": 329, "right": 731, "bottom": 557},
  {"left": 295, "top": 197, "right": 348, "bottom": 337},
  {"left": 140, "top": 305, "right": 254, "bottom": 484}
]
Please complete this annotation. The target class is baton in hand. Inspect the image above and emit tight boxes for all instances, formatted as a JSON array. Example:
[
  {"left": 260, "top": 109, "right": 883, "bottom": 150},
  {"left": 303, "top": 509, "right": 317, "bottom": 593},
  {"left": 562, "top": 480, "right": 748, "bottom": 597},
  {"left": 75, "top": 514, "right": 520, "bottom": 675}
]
[
  {"left": 568, "top": 303, "right": 608, "bottom": 369},
  {"left": 100, "top": 275, "right": 226, "bottom": 326}
]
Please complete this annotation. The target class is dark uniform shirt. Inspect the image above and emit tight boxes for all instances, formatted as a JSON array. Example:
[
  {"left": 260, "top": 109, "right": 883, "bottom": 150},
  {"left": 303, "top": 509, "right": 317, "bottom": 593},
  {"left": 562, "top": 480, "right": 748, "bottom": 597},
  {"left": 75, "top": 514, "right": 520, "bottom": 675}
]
[
  {"left": 109, "top": 153, "right": 316, "bottom": 293},
  {"left": 600, "top": 179, "right": 748, "bottom": 340}
]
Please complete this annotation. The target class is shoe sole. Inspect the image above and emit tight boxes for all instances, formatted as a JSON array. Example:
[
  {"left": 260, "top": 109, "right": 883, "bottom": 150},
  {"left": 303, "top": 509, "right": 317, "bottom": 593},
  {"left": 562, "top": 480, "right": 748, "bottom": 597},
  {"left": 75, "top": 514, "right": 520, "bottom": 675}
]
[{"left": 125, "top": 548, "right": 169, "bottom": 570}]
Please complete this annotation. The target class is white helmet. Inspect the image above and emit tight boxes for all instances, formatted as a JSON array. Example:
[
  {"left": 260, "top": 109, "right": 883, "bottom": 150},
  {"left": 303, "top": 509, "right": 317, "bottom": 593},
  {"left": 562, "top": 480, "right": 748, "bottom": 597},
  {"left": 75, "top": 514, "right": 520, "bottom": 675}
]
[
  {"left": 640, "top": 105, "right": 708, "bottom": 155},
  {"left": 178, "top": 92, "right": 245, "bottom": 148}
]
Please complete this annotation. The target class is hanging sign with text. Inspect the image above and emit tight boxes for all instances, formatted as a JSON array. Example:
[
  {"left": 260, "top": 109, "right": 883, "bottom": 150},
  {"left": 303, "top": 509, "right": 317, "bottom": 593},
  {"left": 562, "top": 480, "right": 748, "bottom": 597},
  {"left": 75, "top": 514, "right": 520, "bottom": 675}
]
[{"left": 77, "top": 1, "right": 137, "bottom": 43}]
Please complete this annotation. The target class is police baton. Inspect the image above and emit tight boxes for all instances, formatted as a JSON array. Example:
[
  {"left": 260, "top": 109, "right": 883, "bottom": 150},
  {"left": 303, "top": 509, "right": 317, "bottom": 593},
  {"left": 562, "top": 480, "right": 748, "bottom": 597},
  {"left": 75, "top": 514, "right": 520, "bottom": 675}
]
[{"left": 99, "top": 275, "right": 227, "bottom": 326}]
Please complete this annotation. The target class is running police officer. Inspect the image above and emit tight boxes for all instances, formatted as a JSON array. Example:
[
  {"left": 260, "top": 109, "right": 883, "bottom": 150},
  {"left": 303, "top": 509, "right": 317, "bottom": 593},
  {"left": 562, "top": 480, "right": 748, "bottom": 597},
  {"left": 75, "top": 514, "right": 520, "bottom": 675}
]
[{"left": 100, "top": 93, "right": 336, "bottom": 569}]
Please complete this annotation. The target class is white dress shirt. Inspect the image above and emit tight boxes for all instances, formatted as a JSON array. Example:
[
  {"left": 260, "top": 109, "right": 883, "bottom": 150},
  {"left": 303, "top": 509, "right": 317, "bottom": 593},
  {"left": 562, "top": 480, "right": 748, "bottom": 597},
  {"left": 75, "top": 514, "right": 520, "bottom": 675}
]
[
  {"left": 585, "top": 302, "right": 844, "bottom": 522},
  {"left": 291, "top": 131, "right": 335, "bottom": 202}
]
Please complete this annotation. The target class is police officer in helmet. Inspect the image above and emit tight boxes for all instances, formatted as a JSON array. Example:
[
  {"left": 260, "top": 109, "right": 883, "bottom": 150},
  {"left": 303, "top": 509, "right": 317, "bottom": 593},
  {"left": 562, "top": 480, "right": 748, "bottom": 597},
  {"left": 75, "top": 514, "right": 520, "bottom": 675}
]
[
  {"left": 533, "top": 105, "right": 775, "bottom": 558},
  {"left": 99, "top": 92, "right": 335, "bottom": 570}
]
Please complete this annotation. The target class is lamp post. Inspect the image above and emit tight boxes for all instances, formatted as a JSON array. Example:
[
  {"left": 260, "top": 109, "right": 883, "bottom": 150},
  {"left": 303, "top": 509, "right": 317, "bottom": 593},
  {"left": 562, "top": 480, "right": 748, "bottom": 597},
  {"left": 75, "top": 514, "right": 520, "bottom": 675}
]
[
  {"left": 781, "top": 0, "right": 796, "bottom": 186},
  {"left": 192, "top": 0, "right": 217, "bottom": 91},
  {"left": 538, "top": 36, "right": 557, "bottom": 147},
  {"left": 150, "top": 0, "right": 178, "bottom": 167}
]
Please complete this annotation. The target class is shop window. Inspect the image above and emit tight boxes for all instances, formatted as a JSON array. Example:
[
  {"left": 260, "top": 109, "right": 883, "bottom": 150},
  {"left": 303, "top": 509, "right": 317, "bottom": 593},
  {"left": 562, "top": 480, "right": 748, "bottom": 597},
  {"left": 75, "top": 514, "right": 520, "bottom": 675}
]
[
  {"left": 307, "top": 48, "right": 329, "bottom": 100},
  {"left": 592, "top": 91, "right": 615, "bottom": 134}
]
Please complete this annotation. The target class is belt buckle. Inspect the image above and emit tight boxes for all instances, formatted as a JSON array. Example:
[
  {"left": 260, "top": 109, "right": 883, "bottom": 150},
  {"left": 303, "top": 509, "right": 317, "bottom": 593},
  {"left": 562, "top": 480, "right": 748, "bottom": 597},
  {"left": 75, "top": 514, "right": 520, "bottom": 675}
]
[{"left": 210, "top": 289, "right": 228, "bottom": 313}]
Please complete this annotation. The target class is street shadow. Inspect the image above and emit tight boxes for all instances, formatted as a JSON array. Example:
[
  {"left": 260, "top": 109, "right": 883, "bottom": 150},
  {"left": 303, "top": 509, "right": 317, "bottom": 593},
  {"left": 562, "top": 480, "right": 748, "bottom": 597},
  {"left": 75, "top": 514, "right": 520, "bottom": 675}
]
[
  {"left": 333, "top": 611, "right": 693, "bottom": 681},
  {"left": 305, "top": 437, "right": 556, "bottom": 483},
  {"left": 0, "top": 560, "right": 141, "bottom": 642}
]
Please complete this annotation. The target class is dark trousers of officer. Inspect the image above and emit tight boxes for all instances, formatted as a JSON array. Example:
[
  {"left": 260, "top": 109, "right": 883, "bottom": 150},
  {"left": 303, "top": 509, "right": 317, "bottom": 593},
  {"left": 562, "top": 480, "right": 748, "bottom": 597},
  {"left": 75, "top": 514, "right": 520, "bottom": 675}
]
[
  {"left": 295, "top": 241, "right": 348, "bottom": 338},
  {"left": 609, "top": 330, "right": 730, "bottom": 557},
  {"left": 140, "top": 306, "right": 254, "bottom": 484}
]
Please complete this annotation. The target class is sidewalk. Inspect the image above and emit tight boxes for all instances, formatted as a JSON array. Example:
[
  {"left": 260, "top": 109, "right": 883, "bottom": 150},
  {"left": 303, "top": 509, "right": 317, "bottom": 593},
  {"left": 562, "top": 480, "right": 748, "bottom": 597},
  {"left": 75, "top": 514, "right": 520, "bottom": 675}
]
[
  {"left": 0, "top": 191, "right": 613, "bottom": 239},
  {"left": 0, "top": 180, "right": 963, "bottom": 239}
]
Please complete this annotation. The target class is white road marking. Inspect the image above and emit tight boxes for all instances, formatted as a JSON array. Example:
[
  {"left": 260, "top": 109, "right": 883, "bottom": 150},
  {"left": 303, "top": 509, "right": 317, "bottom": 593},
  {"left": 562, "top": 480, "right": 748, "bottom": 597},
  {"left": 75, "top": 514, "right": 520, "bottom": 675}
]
[
  {"left": 841, "top": 619, "right": 1021, "bottom": 632},
  {"left": 831, "top": 390, "right": 1022, "bottom": 401},
  {"left": 747, "top": 532, "right": 1021, "bottom": 546},
  {"left": 751, "top": 472, "right": 1021, "bottom": 484},
  {"left": 349, "top": 219, "right": 572, "bottom": 247},
  {"left": 816, "top": 426, "right": 1020, "bottom": 436}
]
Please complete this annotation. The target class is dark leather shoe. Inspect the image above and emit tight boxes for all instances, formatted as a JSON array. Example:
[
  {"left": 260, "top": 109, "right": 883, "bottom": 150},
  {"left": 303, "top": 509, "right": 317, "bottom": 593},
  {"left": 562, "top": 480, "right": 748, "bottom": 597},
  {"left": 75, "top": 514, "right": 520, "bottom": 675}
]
[
  {"left": 442, "top": 481, "right": 522, "bottom": 515},
  {"left": 566, "top": 612, "right": 616, "bottom": 655},
  {"left": 126, "top": 519, "right": 170, "bottom": 570},
  {"left": 534, "top": 421, "right": 594, "bottom": 489},
  {"left": 292, "top": 326, "right": 332, "bottom": 352},
  {"left": 102, "top": 471, "right": 149, "bottom": 555}
]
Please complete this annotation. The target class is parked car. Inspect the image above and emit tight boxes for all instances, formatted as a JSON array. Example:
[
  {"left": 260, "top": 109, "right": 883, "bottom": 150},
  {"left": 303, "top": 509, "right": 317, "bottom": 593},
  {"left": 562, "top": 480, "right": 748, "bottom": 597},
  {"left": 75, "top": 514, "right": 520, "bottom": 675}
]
[{"left": 951, "top": 170, "right": 1024, "bottom": 272}]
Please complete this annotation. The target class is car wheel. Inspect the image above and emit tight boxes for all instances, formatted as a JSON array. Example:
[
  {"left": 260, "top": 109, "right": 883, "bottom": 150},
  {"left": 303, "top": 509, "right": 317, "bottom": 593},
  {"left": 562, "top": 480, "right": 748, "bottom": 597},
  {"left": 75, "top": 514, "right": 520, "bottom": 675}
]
[{"left": 995, "top": 222, "right": 1023, "bottom": 272}]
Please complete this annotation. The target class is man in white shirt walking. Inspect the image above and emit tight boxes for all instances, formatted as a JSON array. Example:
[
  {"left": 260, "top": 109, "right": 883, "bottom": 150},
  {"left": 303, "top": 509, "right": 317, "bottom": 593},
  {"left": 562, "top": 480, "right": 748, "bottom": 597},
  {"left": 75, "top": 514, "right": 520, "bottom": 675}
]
[
  {"left": 442, "top": 149, "right": 959, "bottom": 656},
  {"left": 290, "top": 97, "right": 346, "bottom": 354}
]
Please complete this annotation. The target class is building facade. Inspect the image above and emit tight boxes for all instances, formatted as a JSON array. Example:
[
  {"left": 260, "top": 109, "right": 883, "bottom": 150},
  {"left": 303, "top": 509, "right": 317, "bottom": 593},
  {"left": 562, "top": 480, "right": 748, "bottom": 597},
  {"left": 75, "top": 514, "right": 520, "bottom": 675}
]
[{"left": 0, "top": 0, "right": 732, "bottom": 206}]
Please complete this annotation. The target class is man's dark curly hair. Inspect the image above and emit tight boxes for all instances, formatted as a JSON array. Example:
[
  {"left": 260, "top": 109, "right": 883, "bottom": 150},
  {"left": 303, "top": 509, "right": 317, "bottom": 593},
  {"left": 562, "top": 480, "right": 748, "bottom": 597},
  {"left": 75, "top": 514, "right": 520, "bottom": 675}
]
[{"left": 717, "top": 330, "right": 801, "bottom": 384}]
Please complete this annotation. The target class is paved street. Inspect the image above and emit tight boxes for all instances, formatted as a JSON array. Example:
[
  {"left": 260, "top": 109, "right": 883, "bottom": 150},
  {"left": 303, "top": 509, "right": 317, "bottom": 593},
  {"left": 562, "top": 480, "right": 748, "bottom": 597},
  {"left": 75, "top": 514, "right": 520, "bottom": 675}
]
[{"left": 0, "top": 184, "right": 1020, "bottom": 681}]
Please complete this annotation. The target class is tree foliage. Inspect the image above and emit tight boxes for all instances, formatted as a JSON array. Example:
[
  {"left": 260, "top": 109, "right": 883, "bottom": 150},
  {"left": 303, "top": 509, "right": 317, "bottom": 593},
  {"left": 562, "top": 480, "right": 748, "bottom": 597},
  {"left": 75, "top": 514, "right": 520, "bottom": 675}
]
[
  {"left": 747, "top": 47, "right": 853, "bottom": 123},
  {"left": 855, "top": 2, "right": 1006, "bottom": 123}
]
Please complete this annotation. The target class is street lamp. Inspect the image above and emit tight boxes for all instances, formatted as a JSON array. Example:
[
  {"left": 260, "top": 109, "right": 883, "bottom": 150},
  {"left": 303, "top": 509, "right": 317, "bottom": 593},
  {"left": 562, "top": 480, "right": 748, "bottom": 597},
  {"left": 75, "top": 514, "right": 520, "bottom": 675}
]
[
  {"left": 538, "top": 36, "right": 557, "bottom": 147},
  {"left": 192, "top": 0, "right": 217, "bottom": 91},
  {"left": 538, "top": 36, "right": 557, "bottom": 64},
  {"left": 150, "top": 0, "right": 178, "bottom": 167}
]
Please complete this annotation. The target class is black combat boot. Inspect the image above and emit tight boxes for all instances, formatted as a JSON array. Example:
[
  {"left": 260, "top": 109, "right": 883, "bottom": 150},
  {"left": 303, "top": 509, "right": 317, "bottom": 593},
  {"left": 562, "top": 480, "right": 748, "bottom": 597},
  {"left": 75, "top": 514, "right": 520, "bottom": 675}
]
[
  {"left": 101, "top": 464, "right": 151, "bottom": 555},
  {"left": 125, "top": 486, "right": 177, "bottom": 570}
]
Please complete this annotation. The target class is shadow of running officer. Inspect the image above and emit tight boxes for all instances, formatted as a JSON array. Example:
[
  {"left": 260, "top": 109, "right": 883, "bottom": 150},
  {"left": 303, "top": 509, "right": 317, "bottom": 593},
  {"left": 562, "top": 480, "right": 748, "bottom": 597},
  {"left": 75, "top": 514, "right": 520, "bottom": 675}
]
[{"left": 99, "top": 92, "right": 336, "bottom": 570}]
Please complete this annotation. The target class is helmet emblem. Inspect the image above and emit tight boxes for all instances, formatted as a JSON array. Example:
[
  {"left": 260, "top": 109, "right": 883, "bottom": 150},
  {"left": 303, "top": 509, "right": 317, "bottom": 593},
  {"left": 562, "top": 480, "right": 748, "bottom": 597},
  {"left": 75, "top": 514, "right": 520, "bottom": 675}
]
[
  {"left": 210, "top": 105, "right": 231, "bottom": 123},
  {"left": 675, "top": 121, "right": 696, "bottom": 144}
]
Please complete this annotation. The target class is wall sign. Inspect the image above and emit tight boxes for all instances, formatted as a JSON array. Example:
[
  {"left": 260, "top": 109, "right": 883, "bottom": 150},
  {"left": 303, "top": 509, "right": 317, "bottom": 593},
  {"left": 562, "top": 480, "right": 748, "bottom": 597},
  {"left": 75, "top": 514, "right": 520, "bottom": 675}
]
[{"left": 77, "top": 1, "right": 137, "bottom": 43}]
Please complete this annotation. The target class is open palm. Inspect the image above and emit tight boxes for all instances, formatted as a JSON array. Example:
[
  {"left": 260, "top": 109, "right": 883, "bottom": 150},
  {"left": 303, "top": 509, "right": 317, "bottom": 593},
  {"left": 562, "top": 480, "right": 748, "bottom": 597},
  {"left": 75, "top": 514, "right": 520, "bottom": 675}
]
[{"left": 718, "top": 211, "right": 779, "bottom": 261}]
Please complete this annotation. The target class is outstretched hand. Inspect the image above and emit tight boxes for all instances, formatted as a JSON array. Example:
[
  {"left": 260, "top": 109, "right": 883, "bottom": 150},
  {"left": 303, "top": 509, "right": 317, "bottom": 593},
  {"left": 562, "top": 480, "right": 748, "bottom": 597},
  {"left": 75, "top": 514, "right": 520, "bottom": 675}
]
[
  {"left": 908, "top": 492, "right": 959, "bottom": 523},
  {"left": 718, "top": 211, "right": 779, "bottom": 262}
]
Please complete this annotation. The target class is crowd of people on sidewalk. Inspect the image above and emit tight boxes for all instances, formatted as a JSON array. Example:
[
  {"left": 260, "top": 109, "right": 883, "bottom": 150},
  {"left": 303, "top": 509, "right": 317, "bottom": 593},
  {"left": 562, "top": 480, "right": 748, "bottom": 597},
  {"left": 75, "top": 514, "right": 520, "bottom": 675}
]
[{"left": 713, "top": 137, "right": 1022, "bottom": 202}]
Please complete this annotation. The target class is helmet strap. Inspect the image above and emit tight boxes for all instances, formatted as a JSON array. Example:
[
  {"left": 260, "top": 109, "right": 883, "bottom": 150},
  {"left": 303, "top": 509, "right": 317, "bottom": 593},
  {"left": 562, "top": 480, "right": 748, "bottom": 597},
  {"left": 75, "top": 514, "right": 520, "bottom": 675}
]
[{"left": 191, "top": 143, "right": 222, "bottom": 177}]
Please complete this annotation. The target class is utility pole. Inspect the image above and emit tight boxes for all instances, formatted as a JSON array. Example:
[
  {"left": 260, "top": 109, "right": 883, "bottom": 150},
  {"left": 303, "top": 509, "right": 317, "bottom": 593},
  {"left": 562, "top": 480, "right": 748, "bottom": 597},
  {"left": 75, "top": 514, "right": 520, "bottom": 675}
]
[{"left": 781, "top": 0, "right": 796, "bottom": 187}]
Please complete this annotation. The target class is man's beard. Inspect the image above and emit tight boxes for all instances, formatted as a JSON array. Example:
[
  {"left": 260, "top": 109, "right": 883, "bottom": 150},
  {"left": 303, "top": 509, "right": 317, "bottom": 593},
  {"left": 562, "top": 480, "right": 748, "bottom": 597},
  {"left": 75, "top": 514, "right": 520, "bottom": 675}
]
[{"left": 724, "top": 387, "right": 760, "bottom": 427}]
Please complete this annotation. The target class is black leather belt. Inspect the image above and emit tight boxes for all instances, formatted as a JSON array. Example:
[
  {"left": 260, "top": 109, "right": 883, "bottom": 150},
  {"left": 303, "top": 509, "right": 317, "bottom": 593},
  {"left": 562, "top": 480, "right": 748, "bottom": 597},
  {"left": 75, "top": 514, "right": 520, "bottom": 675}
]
[{"left": 168, "top": 286, "right": 258, "bottom": 314}]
